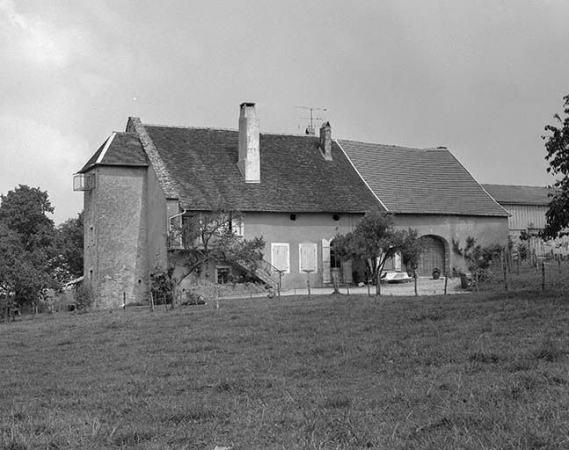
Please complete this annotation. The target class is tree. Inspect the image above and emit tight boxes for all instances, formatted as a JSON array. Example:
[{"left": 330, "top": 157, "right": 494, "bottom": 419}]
[
  {"left": 333, "top": 210, "right": 422, "bottom": 295},
  {"left": 454, "top": 237, "right": 503, "bottom": 286},
  {"left": 0, "top": 224, "right": 26, "bottom": 295},
  {"left": 156, "top": 210, "right": 265, "bottom": 306},
  {"left": 543, "top": 94, "right": 569, "bottom": 239},
  {"left": 0, "top": 185, "right": 55, "bottom": 248},
  {"left": 0, "top": 185, "right": 58, "bottom": 306},
  {"left": 55, "top": 212, "right": 84, "bottom": 281}
]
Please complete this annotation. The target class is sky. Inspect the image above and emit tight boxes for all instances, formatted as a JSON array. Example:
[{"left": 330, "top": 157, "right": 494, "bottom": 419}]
[{"left": 1, "top": 0, "right": 568, "bottom": 224}]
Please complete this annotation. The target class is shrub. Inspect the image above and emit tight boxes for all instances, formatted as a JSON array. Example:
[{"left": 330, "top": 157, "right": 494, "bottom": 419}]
[
  {"left": 73, "top": 283, "right": 94, "bottom": 312},
  {"left": 149, "top": 269, "right": 173, "bottom": 305},
  {"left": 181, "top": 290, "right": 206, "bottom": 306}
]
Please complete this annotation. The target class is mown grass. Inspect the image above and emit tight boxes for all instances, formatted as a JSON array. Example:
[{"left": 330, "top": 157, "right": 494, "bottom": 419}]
[{"left": 1, "top": 289, "right": 569, "bottom": 449}]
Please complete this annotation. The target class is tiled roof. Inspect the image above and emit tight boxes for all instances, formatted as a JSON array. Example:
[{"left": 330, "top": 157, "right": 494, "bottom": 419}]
[
  {"left": 143, "top": 125, "right": 379, "bottom": 213},
  {"left": 338, "top": 140, "right": 509, "bottom": 217},
  {"left": 483, "top": 184, "right": 553, "bottom": 206},
  {"left": 79, "top": 132, "right": 148, "bottom": 173}
]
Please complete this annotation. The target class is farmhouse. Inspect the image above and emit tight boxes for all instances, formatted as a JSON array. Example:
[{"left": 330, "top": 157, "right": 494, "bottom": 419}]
[
  {"left": 483, "top": 184, "right": 569, "bottom": 257},
  {"left": 76, "top": 103, "right": 509, "bottom": 308}
]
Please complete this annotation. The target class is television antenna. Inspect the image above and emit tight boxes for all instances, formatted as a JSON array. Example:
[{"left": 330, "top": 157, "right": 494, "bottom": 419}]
[{"left": 296, "top": 106, "right": 327, "bottom": 135}]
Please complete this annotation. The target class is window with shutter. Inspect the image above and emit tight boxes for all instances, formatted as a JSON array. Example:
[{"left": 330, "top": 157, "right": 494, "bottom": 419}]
[
  {"left": 299, "top": 243, "right": 317, "bottom": 272},
  {"left": 271, "top": 243, "right": 290, "bottom": 273}
]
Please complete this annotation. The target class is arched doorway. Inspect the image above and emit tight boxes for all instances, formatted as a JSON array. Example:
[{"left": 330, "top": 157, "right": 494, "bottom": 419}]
[{"left": 418, "top": 235, "right": 446, "bottom": 277}]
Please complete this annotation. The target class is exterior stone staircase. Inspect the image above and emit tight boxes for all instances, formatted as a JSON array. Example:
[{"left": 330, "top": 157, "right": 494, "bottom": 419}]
[{"left": 235, "top": 259, "right": 281, "bottom": 290}]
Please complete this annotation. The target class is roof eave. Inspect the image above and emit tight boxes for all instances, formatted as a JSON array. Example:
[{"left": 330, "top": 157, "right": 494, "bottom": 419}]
[{"left": 390, "top": 210, "right": 510, "bottom": 218}]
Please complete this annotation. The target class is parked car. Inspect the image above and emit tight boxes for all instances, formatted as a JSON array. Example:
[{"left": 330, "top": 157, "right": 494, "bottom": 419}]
[{"left": 381, "top": 271, "right": 413, "bottom": 284}]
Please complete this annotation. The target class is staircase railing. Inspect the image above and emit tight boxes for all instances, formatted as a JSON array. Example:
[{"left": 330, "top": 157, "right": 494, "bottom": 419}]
[
  {"left": 235, "top": 258, "right": 282, "bottom": 291},
  {"left": 258, "top": 259, "right": 284, "bottom": 291}
]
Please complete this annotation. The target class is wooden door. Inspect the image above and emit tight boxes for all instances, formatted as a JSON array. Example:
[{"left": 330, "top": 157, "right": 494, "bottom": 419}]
[{"left": 418, "top": 236, "right": 445, "bottom": 276}]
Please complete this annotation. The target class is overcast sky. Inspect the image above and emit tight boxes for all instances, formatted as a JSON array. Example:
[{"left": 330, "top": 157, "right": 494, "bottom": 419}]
[{"left": 1, "top": 0, "right": 568, "bottom": 224}]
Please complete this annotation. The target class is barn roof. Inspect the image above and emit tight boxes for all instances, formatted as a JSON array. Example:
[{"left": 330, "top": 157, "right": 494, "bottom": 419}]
[
  {"left": 338, "top": 140, "right": 509, "bottom": 217},
  {"left": 482, "top": 184, "right": 553, "bottom": 206}
]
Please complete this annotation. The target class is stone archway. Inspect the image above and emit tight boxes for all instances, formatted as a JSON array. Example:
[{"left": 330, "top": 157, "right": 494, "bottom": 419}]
[{"left": 418, "top": 235, "right": 447, "bottom": 277}]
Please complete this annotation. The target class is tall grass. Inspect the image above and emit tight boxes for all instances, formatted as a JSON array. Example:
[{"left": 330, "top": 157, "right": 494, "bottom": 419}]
[{"left": 1, "top": 289, "right": 568, "bottom": 449}]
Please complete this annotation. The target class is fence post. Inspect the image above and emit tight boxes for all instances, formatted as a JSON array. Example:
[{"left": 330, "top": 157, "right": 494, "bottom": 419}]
[
  {"left": 414, "top": 274, "right": 418, "bottom": 296},
  {"left": 541, "top": 260, "right": 546, "bottom": 290},
  {"left": 502, "top": 251, "right": 508, "bottom": 291},
  {"left": 304, "top": 270, "right": 313, "bottom": 297},
  {"left": 475, "top": 270, "right": 479, "bottom": 292}
]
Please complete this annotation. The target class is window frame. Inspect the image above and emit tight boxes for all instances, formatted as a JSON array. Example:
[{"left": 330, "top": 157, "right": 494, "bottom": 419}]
[
  {"left": 230, "top": 214, "right": 244, "bottom": 237},
  {"left": 216, "top": 266, "right": 231, "bottom": 284}
]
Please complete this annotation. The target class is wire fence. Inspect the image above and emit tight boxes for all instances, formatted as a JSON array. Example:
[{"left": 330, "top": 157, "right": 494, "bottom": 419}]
[{"left": 473, "top": 252, "right": 569, "bottom": 293}]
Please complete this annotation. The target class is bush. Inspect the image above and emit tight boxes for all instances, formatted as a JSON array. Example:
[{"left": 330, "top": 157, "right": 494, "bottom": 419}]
[
  {"left": 181, "top": 291, "right": 206, "bottom": 306},
  {"left": 73, "top": 283, "right": 94, "bottom": 312},
  {"left": 150, "top": 269, "right": 173, "bottom": 305}
]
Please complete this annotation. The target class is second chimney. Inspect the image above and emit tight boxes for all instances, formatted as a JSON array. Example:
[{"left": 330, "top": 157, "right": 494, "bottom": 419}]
[
  {"left": 237, "top": 102, "right": 260, "bottom": 183},
  {"left": 319, "top": 122, "right": 332, "bottom": 161}
]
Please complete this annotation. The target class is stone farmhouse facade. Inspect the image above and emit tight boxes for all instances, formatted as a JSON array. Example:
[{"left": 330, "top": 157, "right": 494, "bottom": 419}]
[
  {"left": 483, "top": 184, "right": 569, "bottom": 257},
  {"left": 76, "top": 103, "right": 509, "bottom": 308}
]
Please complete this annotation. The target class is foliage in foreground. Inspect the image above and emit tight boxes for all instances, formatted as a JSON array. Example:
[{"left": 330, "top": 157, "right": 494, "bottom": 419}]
[
  {"left": 333, "top": 209, "right": 422, "bottom": 295},
  {"left": 73, "top": 283, "right": 94, "bottom": 312},
  {"left": 164, "top": 210, "right": 265, "bottom": 306},
  {"left": 0, "top": 185, "right": 84, "bottom": 307},
  {"left": 1, "top": 290, "right": 568, "bottom": 449},
  {"left": 543, "top": 94, "right": 569, "bottom": 239},
  {"left": 0, "top": 185, "right": 58, "bottom": 306},
  {"left": 55, "top": 212, "right": 84, "bottom": 280}
]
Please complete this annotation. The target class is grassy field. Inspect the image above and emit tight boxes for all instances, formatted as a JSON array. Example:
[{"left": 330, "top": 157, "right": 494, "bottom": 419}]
[{"left": 1, "top": 286, "right": 569, "bottom": 449}]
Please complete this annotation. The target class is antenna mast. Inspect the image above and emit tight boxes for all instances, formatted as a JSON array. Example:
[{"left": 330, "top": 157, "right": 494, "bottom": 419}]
[{"left": 296, "top": 106, "right": 328, "bottom": 136}]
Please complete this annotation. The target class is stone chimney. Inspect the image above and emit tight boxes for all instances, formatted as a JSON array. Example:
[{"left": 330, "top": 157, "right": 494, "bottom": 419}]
[
  {"left": 237, "top": 102, "right": 260, "bottom": 183},
  {"left": 319, "top": 121, "right": 332, "bottom": 161}
]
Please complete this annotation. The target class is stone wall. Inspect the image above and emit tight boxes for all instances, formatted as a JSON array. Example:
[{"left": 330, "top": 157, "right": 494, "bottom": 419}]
[{"left": 83, "top": 166, "right": 149, "bottom": 308}]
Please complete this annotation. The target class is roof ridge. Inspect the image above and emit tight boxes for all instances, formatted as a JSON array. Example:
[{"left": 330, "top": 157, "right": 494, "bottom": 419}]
[
  {"left": 95, "top": 132, "right": 116, "bottom": 165},
  {"left": 335, "top": 139, "right": 388, "bottom": 212},
  {"left": 337, "top": 138, "right": 433, "bottom": 151},
  {"left": 112, "top": 130, "right": 137, "bottom": 135},
  {"left": 145, "top": 123, "right": 237, "bottom": 132},
  {"left": 143, "top": 123, "right": 326, "bottom": 138},
  {"left": 127, "top": 118, "right": 181, "bottom": 200}
]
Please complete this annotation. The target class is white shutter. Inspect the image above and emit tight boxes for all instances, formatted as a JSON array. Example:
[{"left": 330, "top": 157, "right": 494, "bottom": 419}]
[
  {"left": 299, "top": 243, "right": 317, "bottom": 272},
  {"left": 322, "top": 239, "right": 331, "bottom": 284},
  {"left": 271, "top": 243, "right": 290, "bottom": 273}
]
